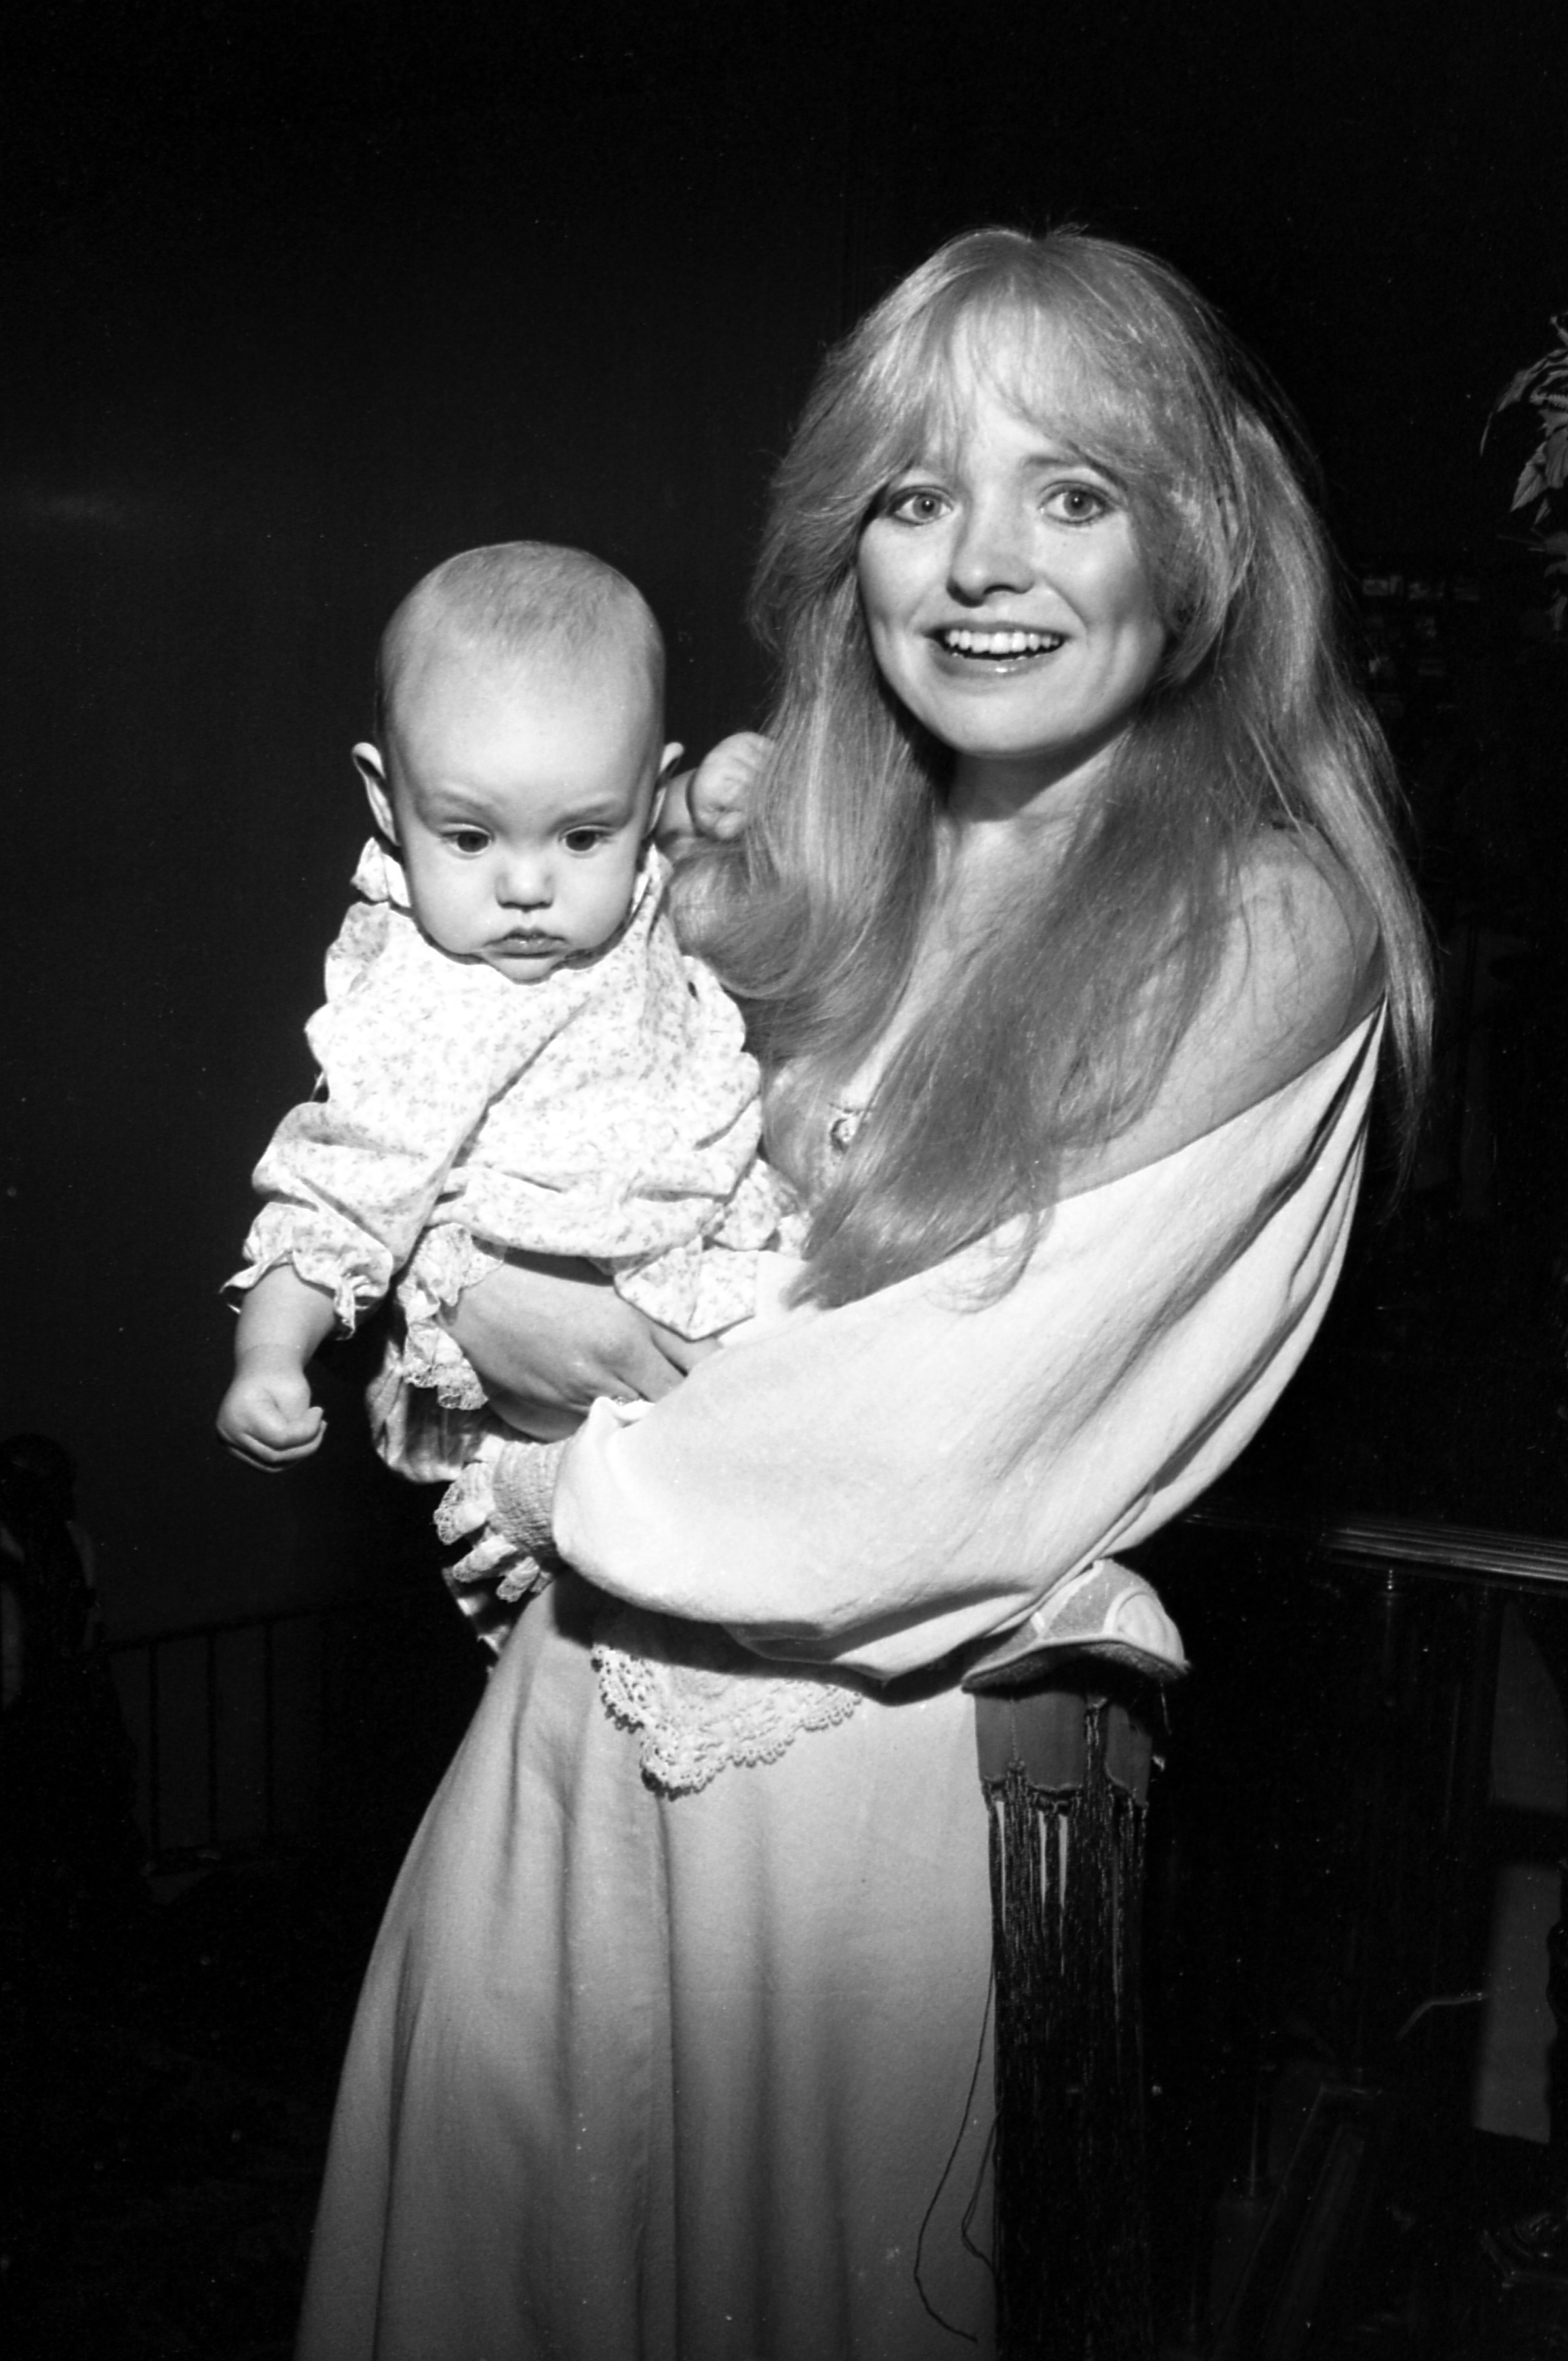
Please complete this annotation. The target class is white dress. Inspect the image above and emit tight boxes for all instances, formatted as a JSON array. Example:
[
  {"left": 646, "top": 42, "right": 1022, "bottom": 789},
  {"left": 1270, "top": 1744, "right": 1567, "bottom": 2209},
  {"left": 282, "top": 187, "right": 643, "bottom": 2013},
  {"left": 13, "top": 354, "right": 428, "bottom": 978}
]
[{"left": 296, "top": 1011, "right": 1382, "bottom": 2361}]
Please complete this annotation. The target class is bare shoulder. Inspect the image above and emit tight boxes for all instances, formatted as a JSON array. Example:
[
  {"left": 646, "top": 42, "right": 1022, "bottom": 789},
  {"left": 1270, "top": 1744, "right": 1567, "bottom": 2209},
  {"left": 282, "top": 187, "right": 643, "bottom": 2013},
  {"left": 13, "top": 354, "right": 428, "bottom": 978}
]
[
  {"left": 1058, "top": 830, "right": 1384, "bottom": 1196},
  {"left": 1230, "top": 827, "right": 1384, "bottom": 1052},
  {"left": 1190, "top": 827, "right": 1383, "bottom": 1110}
]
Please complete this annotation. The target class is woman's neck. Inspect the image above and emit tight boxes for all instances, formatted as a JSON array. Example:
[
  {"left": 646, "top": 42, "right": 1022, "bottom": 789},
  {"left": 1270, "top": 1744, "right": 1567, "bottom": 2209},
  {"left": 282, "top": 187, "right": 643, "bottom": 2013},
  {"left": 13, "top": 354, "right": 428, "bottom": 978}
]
[
  {"left": 947, "top": 743, "right": 1113, "bottom": 834},
  {"left": 934, "top": 781, "right": 1081, "bottom": 919}
]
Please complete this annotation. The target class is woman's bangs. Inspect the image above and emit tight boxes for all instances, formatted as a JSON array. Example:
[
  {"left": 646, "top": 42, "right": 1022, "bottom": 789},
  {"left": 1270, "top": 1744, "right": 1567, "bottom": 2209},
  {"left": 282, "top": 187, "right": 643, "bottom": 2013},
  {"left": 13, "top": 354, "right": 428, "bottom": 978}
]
[{"left": 955, "top": 293, "right": 1169, "bottom": 494}]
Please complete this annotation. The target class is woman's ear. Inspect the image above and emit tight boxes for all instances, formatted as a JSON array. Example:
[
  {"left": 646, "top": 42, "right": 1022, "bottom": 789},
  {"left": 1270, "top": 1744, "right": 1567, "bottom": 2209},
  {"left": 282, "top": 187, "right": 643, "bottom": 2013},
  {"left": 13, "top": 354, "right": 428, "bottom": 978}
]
[{"left": 352, "top": 742, "right": 397, "bottom": 842}]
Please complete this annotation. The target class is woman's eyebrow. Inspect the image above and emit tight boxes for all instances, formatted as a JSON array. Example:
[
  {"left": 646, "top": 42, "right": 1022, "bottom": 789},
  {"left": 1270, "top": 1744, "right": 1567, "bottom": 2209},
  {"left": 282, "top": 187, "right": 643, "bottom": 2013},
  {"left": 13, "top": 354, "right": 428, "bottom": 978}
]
[{"left": 1016, "top": 437, "right": 1109, "bottom": 470}]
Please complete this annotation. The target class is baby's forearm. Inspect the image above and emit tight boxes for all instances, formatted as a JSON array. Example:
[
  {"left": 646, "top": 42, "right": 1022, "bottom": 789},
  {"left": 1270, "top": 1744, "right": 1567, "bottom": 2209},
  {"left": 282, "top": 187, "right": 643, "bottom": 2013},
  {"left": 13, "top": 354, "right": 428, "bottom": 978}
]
[{"left": 233, "top": 1263, "right": 338, "bottom": 1377}]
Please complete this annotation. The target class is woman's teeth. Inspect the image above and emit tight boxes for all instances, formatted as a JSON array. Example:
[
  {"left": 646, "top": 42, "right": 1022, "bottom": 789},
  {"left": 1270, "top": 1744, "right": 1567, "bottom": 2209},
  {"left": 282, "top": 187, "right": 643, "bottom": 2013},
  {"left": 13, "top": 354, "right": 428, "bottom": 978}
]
[{"left": 940, "top": 628, "right": 1064, "bottom": 657}]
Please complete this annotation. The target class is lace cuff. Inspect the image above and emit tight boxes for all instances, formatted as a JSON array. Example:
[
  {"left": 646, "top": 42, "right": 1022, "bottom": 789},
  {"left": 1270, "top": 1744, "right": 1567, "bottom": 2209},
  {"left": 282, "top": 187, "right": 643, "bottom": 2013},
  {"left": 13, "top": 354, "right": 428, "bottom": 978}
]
[
  {"left": 435, "top": 1434, "right": 558, "bottom": 1607},
  {"left": 226, "top": 1236, "right": 379, "bottom": 1331},
  {"left": 489, "top": 1438, "right": 567, "bottom": 1552},
  {"left": 396, "top": 1227, "right": 505, "bottom": 1411},
  {"left": 398, "top": 1322, "right": 489, "bottom": 1411}
]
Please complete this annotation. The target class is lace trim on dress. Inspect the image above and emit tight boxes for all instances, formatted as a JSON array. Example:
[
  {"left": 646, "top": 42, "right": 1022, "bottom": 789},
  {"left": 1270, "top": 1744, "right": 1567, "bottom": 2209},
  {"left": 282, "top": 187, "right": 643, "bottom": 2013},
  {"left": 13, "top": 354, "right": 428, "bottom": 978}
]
[
  {"left": 592, "top": 1604, "right": 864, "bottom": 1796},
  {"left": 397, "top": 1226, "right": 504, "bottom": 1410}
]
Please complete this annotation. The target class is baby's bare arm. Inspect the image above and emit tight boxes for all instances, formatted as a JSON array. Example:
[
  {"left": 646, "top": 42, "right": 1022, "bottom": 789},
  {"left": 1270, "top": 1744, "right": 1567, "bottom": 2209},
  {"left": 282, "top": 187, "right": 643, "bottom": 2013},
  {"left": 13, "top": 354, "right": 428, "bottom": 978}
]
[{"left": 218, "top": 1264, "right": 337, "bottom": 1470}]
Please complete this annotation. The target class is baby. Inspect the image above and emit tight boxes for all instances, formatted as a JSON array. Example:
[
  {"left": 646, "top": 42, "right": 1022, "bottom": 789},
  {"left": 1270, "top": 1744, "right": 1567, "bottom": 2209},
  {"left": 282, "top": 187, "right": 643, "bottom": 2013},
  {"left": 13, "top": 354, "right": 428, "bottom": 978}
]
[{"left": 218, "top": 542, "right": 795, "bottom": 1640}]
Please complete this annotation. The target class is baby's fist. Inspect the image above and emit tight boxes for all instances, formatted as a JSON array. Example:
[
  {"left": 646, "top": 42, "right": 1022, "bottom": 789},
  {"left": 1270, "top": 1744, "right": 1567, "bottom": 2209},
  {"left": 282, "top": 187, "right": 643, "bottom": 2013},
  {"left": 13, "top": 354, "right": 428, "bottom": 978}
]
[{"left": 217, "top": 1365, "right": 327, "bottom": 1470}]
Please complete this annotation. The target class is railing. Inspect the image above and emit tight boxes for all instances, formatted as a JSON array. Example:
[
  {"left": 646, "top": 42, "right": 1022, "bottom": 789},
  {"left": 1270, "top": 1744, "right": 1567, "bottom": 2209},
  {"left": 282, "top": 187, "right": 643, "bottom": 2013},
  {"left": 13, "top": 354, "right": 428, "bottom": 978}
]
[
  {"left": 106, "top": 1584, "right": 483, "bottom": 1873},
  {"left": 1192, "top": 1500, "right": 1568, "bottom": 1594},
  {"left": 1165, "top": 1504, "right": 1568, "bottom": 2034},
  {"left": 108, "top": 1603, "right": 327, "bottom": 1868}
]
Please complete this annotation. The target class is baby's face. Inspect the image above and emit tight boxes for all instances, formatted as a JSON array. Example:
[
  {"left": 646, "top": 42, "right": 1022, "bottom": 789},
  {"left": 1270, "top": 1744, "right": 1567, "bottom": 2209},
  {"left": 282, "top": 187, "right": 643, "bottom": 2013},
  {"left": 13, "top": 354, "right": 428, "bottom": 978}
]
[{"left": 363, "top": 646, "right": 673, "bottom": 982}]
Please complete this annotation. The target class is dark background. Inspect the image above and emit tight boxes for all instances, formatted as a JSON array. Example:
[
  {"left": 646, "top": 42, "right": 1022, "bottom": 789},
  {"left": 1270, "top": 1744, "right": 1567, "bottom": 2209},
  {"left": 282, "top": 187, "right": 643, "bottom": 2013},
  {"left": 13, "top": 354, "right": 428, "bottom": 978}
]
[{"left": 3, "top": 0, "right": 1568, "bottom": 1640}]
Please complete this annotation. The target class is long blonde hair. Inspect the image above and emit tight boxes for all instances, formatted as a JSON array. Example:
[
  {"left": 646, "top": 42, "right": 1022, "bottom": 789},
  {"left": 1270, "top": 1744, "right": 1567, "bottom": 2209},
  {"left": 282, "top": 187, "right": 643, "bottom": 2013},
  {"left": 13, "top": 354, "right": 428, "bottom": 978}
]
[{"left": 681, "top": 228, "right": 1431, "bottom": 1307}]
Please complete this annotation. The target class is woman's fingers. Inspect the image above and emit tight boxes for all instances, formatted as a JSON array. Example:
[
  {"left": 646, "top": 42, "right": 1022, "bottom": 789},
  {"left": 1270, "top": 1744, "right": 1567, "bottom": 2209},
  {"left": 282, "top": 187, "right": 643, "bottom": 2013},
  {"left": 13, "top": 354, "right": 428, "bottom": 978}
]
[
  {"left": 645, "top": 1322, "right": 723, "bottom": 1375},
  {"left": 601, "top": 1319, "right": 693, "bottom": 1400},
  {"left": 445, "top": 1252, "right": 698, "bottom": 1431},
  {"left": 688, "top": 731, "right": 774, "bottom": 839}
]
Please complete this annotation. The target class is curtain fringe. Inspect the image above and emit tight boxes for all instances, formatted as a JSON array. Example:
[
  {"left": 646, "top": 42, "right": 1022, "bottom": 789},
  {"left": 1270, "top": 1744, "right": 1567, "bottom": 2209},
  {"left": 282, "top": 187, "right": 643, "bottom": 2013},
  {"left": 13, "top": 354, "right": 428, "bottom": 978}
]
[{"left": 976, "top": 1680, "right": 1157, "bottom": 2361}]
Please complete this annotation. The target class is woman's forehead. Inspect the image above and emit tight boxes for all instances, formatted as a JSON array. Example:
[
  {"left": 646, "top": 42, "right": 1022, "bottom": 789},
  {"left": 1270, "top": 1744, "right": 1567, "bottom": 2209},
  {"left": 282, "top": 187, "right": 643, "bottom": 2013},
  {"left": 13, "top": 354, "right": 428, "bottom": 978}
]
[{"left": 898, "top": 306, "right": 1119, "bottom": 466}]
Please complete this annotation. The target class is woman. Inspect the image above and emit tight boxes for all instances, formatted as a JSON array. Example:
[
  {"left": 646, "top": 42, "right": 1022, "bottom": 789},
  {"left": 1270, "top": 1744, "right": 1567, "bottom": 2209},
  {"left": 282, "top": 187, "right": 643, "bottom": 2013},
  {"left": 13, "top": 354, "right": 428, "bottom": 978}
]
[{"left": 296, "top": 229, "right": 1428, "bottom": 2360}]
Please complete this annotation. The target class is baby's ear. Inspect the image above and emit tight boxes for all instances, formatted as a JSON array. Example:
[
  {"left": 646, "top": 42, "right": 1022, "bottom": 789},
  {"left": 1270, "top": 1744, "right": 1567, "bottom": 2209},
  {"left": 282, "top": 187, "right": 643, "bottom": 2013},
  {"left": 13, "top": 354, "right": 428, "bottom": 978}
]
[
  {"left": 352, "top": 742, "right": 397, "bottom": 842},
  {"left": 644, "top": 742, "right": 685, "bottom": 840}
]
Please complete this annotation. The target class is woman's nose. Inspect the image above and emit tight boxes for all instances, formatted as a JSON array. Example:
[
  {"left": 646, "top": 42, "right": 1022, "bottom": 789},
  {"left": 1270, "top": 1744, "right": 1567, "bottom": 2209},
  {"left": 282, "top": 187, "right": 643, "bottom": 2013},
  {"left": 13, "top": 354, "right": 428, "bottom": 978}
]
[{"left": 946, "top": 496, "right": 1034, "bottom": 601}]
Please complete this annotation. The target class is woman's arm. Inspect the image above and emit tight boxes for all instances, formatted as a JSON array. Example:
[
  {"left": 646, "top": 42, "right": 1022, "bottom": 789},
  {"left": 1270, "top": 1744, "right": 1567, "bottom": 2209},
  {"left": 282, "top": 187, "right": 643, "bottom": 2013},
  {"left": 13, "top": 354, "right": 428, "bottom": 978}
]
[
  {"left": 555, "top": 1011, "right": 1380, "bottom": 1677},
  {"left": 550, "top": 841, "right": 1386, "bottom": 1676}
]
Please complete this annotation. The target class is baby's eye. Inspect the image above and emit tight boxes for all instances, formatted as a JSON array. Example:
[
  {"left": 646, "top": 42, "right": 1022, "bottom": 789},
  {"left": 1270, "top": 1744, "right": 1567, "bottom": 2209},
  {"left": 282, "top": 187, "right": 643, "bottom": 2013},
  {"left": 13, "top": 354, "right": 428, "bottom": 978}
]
[
  {"left": 882, "top": 484, "right": 952, "bottom": 527},
  {"left": 562, "top": 826, "right": 613, "bottom": 855},
  {"left": 444, "top": 828, "right": 491, "bottom": 855},
  {"left": 1044, "top": 482, "right": 1113, "bottom": 525}
]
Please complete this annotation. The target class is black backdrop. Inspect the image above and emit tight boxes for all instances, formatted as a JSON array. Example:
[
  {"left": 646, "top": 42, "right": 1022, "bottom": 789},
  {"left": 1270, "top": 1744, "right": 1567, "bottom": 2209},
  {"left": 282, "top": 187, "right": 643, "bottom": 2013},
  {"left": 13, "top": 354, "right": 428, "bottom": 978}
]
[{"left": 3, "top": 0, "right": 1567, "bottom": 1635}]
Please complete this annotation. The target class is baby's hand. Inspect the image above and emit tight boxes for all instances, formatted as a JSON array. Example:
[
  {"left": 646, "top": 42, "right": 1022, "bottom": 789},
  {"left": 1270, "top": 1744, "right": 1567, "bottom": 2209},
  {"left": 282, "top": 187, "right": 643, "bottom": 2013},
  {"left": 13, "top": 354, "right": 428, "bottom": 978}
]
[
  {"left": 688, "top": 731, "right": 773, "bottom": 841},
  {"left": 217, "top": 1362, "right": 327, "bottom": 1470}
]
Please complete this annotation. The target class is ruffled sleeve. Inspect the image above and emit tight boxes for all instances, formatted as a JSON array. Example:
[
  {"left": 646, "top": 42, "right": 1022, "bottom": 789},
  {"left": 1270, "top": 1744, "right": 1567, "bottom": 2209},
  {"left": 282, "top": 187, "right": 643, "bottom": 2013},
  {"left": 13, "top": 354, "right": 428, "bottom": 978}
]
[{"left": 552, "top": 1012, "right": 1382, "bottom": 1681}]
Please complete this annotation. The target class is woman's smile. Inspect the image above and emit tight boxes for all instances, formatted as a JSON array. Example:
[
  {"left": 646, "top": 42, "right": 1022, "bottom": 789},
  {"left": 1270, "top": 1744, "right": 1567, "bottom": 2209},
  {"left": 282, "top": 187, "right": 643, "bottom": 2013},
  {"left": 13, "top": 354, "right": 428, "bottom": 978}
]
[{"left": 935, "top": 624, "right": 1066, "bottom": 661}]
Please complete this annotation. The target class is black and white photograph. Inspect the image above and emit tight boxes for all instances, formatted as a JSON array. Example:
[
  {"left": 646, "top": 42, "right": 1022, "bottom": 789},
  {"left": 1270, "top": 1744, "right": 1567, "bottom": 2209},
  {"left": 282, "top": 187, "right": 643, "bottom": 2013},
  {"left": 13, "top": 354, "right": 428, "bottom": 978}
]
[{"left": 3, "top": 4, "right": 1568, "bottom": 2353}]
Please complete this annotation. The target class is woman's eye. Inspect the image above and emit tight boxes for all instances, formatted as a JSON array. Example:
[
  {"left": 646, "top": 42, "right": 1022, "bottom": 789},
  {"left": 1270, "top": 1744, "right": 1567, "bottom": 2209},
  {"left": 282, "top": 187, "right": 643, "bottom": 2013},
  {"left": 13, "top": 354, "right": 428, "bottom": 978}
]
[
  {"left": 883, "top": 485, "right": 950, "bottom": 526},
  {"left": 562, "top": 827, "right": 611, "bottom": 854},
  {"left": 1046, "top": 483, "right": 1112, "bottom": 525}
]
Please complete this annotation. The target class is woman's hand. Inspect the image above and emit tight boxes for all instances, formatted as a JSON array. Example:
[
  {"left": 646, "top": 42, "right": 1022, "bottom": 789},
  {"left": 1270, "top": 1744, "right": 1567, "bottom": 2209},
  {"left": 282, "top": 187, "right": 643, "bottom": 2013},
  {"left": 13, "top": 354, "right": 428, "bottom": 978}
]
[
  {"left": 689, "top": 731, "right": 772, "bottom": 839},
  {"left": 445, "top": 1251, "right": 719, "bottom": 1440},
  {"left": 656, "top": 732, "right": 774, "bottom": 853}
]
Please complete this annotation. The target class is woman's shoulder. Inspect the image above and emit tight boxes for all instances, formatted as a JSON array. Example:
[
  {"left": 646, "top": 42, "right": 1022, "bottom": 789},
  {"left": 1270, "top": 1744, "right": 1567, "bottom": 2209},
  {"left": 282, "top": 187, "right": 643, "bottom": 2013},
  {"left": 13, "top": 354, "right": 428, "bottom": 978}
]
[
  {"left": 1230, "top": 825, "right": 1384, "bottom": 1036},
  {"left": 1057, "top": 828, "right": 1382, "bottom": 1197}
]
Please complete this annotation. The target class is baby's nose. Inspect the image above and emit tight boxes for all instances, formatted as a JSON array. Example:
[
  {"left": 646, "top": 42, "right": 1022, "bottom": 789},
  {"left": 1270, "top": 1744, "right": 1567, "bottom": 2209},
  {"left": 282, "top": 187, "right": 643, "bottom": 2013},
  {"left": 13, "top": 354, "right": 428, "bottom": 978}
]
[{"left": 498, "top": 853, "right": 552, "bottom": 906}]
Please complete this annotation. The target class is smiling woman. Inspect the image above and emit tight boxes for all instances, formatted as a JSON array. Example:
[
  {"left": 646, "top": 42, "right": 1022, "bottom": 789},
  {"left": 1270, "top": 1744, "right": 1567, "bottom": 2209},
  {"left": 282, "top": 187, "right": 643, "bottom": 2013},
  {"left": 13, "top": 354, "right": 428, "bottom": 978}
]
[{"left": 689, "top": 228, "right": 1428, "bottom": 1306}]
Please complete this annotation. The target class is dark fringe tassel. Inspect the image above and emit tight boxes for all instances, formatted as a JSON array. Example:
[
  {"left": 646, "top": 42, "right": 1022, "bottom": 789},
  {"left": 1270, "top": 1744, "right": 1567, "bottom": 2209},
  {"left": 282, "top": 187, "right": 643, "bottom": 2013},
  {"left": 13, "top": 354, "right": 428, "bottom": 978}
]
[{"left": 978, "top": 1682, "right": 1155, "bottom": 2361}]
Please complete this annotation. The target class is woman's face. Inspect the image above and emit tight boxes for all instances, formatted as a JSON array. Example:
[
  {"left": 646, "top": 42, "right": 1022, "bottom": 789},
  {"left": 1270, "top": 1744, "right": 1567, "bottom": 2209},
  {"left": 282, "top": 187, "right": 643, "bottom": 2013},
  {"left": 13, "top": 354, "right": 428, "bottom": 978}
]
[{"left": 856, "top": 355, "right": 1167, "bottom": 819}]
